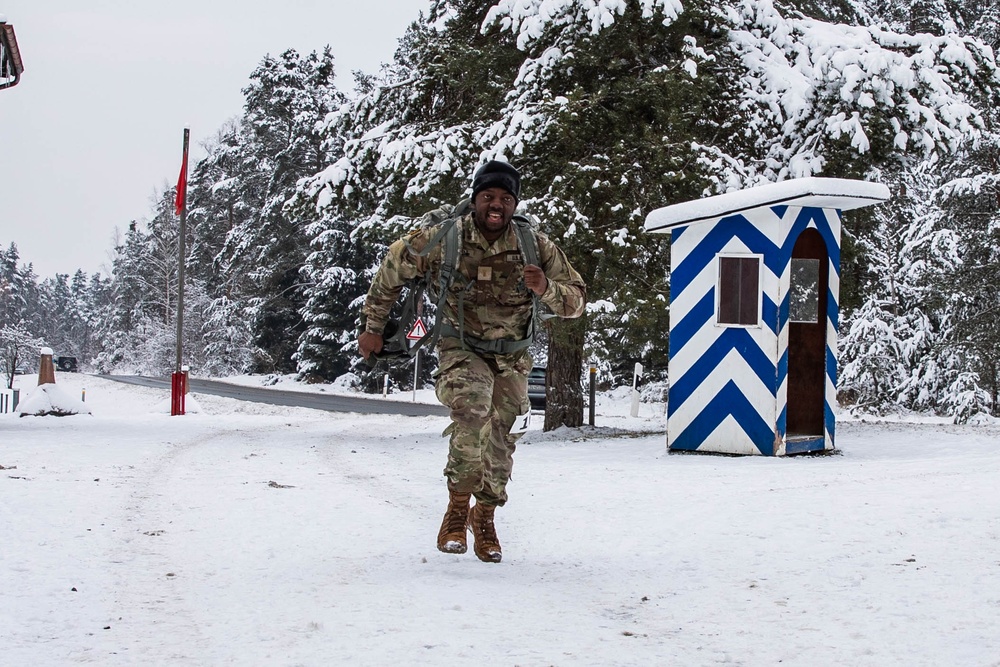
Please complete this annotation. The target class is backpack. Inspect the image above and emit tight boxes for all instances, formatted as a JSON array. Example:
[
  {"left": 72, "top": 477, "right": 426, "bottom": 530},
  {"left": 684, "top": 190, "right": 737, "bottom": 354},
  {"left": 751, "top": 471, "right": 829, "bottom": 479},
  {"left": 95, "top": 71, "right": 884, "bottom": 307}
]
[{"left": 369, "top": 199, "right": 545, "bottom": 364}]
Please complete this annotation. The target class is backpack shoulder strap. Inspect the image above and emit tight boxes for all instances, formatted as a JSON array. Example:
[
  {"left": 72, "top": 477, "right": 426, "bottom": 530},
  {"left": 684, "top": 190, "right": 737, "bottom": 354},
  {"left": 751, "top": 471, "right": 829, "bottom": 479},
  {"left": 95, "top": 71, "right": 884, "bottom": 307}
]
[
  {"left": 512, "top": 214, "right": 540, "bottom": 268},
  {"left": 512, "top": 214, "right": 558, "bottom": 329}
]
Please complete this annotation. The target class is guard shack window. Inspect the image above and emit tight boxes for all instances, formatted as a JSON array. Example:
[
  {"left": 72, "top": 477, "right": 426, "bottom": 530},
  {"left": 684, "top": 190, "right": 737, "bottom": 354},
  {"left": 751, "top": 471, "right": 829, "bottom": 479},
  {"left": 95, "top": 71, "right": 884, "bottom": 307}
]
[
  {"left": 718, "top": 256, "right": 760, "bottom": 326},
  {"left": 789, "top": 258, "right": 821, "bottom": 323}
]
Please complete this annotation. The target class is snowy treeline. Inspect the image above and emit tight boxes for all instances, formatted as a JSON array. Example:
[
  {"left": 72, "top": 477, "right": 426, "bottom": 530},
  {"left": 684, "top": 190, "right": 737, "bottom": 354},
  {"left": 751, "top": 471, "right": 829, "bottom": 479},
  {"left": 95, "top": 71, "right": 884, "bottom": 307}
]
[
  {"left": 2, "top": 0, "right": 998, "bottom": 424},
  {"left": 0, "top": 243, "right": 101, "bottom": 376}
]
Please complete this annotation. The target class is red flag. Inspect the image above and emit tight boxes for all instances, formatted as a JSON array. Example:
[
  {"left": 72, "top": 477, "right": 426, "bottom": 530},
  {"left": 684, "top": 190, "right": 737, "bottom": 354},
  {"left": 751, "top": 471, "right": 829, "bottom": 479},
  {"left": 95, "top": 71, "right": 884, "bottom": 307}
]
[{"left": 174, "top": 137, "right": 188, "bottom": 216}]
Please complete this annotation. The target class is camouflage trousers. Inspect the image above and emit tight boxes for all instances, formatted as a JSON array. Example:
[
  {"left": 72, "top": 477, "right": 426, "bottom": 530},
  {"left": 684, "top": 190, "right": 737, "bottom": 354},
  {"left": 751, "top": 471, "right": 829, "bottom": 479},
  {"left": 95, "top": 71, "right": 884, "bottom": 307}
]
[{"left": 434, "top": 340, "right": 532, "bottom": 507}]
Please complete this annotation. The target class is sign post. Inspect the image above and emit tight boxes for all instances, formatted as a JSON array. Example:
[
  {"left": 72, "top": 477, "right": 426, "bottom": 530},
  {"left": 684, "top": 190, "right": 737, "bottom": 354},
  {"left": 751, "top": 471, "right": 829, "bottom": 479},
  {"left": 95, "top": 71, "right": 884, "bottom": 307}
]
[
  {"left": 406, "top": 318, "right": 428, "bottom": 402},
  {"left": 630, "top": 362, "right": 644, "bottom": 417},
  {"left": 588, "top": 362, "right": 597, "bottom": 426}
]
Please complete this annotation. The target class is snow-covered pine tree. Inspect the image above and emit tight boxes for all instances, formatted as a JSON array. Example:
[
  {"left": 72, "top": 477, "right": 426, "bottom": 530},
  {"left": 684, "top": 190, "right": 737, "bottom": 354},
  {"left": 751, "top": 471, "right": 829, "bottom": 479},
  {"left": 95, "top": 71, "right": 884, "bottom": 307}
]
[
  {"left": 37, "top": 273, "right": 78, "bottom": 358},
  {"left": 68, "top": 269, "right": 104, "bottom": 368},
  {"left": 472, "top": 0, "right": 991, "bottom": 425},
  {"left": 0, "top": 243, "right": 27, "bottom": 327},
  {"left": 476, "top": 0, "right": 741, "bottom": 427},
  {"left": 0, "top": 243, "right": 43, "bottom": 338},
  {"left": 295, "top": 0, "right": 996, "bottom": 426},
  {"left": 185, "top": 122, "right": 257, "bottom": 375},
  {"left": 926, "top": 64, "right": 1000, "bottom": 416},
  {"left": 210, "top": 48, "right": 344, "bottom": 375},
  {"left": 839, "top": 165, "right": 963, "bottom": 414},
  {"left": 835, "top": 0, "right": 1000, "bottom": 420},
  {"left": 91, "top": 222, "right": 149, "bottom": 372},
  {"left": 88, "top": 188, "right": 206, "bottom": 376},
  {"left": 295, "top": 2, "right": 524, "bottom": 388}
]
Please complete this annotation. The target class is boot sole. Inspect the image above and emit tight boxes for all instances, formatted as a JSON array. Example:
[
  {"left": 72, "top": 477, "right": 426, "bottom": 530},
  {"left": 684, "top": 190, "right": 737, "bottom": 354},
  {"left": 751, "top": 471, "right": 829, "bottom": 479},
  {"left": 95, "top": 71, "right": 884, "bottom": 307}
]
[
  {"left": 474, "top": 550, "right": 502, "bottom": 563},
  {"left": 438, "top": 540, "right": 467, "bottom": 554}
]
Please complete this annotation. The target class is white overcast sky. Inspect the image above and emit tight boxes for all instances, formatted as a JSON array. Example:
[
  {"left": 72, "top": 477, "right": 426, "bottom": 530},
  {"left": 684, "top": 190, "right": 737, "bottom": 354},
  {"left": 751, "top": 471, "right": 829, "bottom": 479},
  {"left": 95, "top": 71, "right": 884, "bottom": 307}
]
[{"left": 0, "top": 0, "right": 427, "bottom": 279}]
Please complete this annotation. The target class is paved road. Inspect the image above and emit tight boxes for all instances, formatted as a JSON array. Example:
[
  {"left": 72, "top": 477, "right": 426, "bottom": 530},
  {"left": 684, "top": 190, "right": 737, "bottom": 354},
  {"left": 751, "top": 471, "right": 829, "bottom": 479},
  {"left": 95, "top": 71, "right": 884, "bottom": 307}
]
[{"left": 99, "top": 375, "right": 449, "bottom": 417}]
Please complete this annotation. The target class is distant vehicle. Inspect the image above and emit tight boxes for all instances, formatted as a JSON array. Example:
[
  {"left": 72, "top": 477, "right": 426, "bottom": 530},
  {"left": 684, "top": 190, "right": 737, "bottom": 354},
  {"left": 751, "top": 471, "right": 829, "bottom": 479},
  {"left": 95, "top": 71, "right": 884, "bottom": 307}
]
[
  {"left": 55, "top": 356, "right": 79, "bottom": 372},
  {"left": 527, "top": 366, "right": 546, "bottom": 410},
  {"left": 13, "top": 366, "right": 26, "bottom": 375}
]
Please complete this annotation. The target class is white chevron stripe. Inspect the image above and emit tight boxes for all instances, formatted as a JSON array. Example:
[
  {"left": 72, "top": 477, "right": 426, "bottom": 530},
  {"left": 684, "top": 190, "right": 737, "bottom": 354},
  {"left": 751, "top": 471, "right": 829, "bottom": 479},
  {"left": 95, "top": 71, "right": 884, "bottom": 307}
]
[
  {"left": 741, "top": 206, "right": 783, "bottom": 234},
  {"left": 777, "top": 379, "right": 788, "bottom": 424},
  {"left": 669, "top": 316, "right": 778, "bottom": 380},
  {"left": 672, "top": 217, "right": 782, "bottom": 259},
  {"left": 827, "top": 318, "right": 839, "bottom": 352},
  {"left": 670, "top": 224, "right": 711, "bottom": 262},
  {"left": 828, "top": 255, "right": 840, "bottom": 291},
  {"left": 669, "top": 258, "right": 782, "bottom": 325},
  {"left": 826, "top": 368, "right": 837, "bottom": 408},
  {"left": 686, "top": 415, "right": 763, "bottom": 456},
  {"left": 668, "top": 349, "right": 777, "bottom": 437},
  {"left": 669, "top": 269, "right": 715, "bottom": 318}
]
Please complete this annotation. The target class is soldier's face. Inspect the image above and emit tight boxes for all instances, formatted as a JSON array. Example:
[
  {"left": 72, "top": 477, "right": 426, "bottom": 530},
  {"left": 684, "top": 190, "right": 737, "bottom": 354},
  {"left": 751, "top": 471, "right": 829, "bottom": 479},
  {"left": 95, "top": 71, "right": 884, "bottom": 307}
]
[{"left": 473, "top": 187, "right": 517, "bottom": 238}]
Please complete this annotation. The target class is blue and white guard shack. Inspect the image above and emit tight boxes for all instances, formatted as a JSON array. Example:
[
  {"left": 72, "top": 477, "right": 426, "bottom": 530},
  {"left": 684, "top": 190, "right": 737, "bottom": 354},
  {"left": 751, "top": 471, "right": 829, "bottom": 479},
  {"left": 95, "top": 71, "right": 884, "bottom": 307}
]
[{"left": 644, "top": 178, "right": 889, "bottom": 456}]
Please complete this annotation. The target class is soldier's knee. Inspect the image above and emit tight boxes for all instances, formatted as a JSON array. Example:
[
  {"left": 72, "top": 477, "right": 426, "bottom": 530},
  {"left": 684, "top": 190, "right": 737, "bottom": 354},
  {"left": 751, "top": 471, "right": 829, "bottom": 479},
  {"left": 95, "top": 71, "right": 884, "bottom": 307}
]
[{"left": 447, "top": 393, "right": 493, "bottom": 427}]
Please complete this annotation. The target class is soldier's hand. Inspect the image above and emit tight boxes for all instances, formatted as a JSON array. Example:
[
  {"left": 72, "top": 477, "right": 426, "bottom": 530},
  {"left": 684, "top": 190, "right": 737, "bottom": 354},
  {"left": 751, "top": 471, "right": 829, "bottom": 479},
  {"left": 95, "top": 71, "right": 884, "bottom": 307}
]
[
  {"left": 524, "top": 264, "right": 548, "bottom": 296},
  {"left": 358, "top": 331, "right": 384, "bottom": 360}
]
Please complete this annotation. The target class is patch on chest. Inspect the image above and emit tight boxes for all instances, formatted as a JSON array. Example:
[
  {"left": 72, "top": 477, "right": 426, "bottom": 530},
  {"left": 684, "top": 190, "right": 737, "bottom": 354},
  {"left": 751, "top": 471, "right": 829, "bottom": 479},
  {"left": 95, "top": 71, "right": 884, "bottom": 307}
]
[{"left": 478, "top": 266, "right": 493, "bottom": 281}]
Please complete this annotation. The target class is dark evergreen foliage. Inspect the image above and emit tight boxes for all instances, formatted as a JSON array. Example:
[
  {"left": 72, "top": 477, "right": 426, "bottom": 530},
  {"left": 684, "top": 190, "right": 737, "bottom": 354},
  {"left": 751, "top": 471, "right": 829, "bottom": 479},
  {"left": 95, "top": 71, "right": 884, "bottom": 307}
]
[{"left": 4, "top": 0, "right": 999, "bottom": 424}]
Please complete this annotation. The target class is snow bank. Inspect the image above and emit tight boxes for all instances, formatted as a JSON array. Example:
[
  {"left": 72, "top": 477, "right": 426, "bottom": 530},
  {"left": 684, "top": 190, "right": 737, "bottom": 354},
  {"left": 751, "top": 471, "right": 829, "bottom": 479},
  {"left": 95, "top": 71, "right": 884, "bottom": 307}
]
[
  {"left": 15, "top": 383, "right": 91, "bottom": 417},
  {"left": 2, "top": 373, "right": 998, "bottom": 665}
]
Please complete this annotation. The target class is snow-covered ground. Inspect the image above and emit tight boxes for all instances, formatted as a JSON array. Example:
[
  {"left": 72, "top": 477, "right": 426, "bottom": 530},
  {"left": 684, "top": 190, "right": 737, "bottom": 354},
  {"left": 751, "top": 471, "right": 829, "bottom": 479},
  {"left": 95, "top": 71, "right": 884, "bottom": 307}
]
[{"left": 2, "top": 372, "right": 999, "bottom": 666}]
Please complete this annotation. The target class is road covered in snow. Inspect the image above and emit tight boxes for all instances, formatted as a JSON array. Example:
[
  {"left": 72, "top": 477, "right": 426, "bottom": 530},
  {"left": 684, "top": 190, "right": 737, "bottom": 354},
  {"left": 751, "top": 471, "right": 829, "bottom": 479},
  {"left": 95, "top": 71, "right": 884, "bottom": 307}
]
[{"left": 2, "top": 373, "right": 999, "bottom": 665}]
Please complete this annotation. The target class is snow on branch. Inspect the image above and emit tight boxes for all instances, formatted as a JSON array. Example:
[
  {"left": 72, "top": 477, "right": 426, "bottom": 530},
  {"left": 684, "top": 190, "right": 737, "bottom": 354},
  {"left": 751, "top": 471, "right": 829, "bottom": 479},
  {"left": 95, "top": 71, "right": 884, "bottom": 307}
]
[
  {"left": 725, "top": 0, "right": 998, "bottom": 179},
  {"left": 485, "top": 0, "right": 683, "bottom": 50}
]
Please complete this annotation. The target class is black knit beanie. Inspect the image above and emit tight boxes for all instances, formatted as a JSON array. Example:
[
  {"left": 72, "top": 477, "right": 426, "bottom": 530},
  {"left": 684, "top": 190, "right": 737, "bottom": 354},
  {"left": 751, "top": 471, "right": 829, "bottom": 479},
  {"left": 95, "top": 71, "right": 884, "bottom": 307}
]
[{"left": 471, "top": 160, "right": 521, "bottom": 200}]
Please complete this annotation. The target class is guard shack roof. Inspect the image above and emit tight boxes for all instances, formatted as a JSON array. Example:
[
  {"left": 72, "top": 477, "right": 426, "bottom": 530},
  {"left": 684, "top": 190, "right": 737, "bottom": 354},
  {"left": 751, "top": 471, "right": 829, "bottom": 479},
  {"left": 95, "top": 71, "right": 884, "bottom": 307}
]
[{"left": 644, "top": 177, "right": 890, "bottom": 233}]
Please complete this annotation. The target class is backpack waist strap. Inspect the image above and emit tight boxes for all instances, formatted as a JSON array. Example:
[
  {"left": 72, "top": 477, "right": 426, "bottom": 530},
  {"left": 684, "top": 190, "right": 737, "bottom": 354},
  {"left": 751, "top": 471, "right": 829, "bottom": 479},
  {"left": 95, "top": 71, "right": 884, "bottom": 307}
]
[{"left": 438, "top": 323, "right": 532, "bottom": 356}]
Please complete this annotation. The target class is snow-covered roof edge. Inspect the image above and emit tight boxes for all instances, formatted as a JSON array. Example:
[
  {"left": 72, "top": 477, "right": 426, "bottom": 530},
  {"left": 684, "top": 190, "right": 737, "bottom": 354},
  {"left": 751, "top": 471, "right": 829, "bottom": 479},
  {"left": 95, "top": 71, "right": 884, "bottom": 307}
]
[{"left": 644, "top": 178, "right": 890, "bottom": 233}]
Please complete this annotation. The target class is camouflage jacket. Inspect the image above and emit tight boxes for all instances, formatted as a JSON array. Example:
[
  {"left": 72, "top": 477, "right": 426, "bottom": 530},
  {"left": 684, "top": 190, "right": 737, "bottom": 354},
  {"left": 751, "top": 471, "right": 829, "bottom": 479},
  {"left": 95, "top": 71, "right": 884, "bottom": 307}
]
[{"left": 362, "top": 213, "right": 586, "bottom": 344}]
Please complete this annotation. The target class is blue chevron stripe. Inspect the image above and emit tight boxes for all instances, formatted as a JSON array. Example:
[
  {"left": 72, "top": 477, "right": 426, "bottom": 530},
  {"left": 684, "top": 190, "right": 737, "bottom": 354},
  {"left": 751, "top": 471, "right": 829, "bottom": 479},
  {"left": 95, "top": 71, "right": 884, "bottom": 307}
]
[
  {"left": 778, "top": 287, "right": 790, "bottom": 333},
  {"left": 671, "top": 381, "right": 776, "bottom": 455},
  {"left": 777, "top": 347, "right": 789, "bottom": 389},
  {"left": 826, "top": 286, "right": 839, "bottom": 331},
  {"left": 671, "top": 294, "right": 781, "bottom": 356},
  {"left": 670, "top": 289, "right": 780, "bottom": 360},
  {"left": 826, "top": 344, "right": 837, "bottom": 388},
  {"left": 771, "top": 205, "right": 789, "bottom": 219},
  {"left": 668, "top": 328, "right": 777, "bottom": 416},
  {"left": 762, "top": 292, "right": 778, "bottom": 332},
  {"left": 671, "top": 215, "right": 784, "bottom": 296},
  {"left": 825, "top": 400, "right": 836, "bottom": 448},
  {"left": 781, "top": 208, "right": 841, "bottom": 273},
  {"left": 669, "top": 289, "right": 715, "bottom": 360}
]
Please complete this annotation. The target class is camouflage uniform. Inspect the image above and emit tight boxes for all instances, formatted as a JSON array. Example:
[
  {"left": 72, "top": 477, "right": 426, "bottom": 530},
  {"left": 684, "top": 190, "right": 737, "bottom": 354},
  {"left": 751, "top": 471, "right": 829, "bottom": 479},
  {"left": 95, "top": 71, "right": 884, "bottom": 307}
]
[{"left": 362, "top": 213, "right": 586, "bottom": 506}]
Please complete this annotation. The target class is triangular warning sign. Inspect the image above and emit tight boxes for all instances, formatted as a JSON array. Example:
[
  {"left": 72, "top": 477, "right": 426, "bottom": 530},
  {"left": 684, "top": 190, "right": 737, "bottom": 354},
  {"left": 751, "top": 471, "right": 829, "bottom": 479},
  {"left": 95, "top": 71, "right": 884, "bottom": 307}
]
[{"left": 406, "top": 318, "right": 428, "bottom": 341}]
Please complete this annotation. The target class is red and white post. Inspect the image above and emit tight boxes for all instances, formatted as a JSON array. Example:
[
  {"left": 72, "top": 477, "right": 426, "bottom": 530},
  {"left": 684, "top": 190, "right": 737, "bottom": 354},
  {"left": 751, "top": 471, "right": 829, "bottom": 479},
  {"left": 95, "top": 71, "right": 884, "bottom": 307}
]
[{"left": 170, "top": 127, "right": 190, "bottom": 416}]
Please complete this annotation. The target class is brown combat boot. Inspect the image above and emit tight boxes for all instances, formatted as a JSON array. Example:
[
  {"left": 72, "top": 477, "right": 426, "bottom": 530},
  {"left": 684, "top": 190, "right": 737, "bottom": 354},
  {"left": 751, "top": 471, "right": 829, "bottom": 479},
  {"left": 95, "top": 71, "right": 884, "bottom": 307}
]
[
  {"left": 468, "top": 502, "right": 502, "bottom": 563},
  {"left": 437, "top": 490, "right": 471, "bottom": 554}
]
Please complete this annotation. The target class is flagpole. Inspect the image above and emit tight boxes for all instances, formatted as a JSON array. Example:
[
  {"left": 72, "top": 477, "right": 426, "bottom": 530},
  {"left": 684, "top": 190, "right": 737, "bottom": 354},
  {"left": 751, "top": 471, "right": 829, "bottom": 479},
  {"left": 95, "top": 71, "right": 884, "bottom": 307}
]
[
  {"left": 171, "top": 127, "right": 189, "bottom": 416},
  {"left": 175, "top": 127, "right": 189, "bottom": 373}
]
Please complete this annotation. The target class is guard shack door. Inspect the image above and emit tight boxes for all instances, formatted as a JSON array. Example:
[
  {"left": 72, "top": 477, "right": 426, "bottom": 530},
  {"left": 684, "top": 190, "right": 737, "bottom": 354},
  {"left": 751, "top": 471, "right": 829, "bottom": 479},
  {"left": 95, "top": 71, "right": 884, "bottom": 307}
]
[{"left": 786, "top": 228, "right": 827, "bottom": 439}]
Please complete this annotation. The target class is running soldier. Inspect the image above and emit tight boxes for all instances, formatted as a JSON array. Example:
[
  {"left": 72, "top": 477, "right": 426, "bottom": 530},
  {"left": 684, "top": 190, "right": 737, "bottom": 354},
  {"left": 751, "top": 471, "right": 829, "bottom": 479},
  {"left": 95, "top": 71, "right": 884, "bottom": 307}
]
[{"left": 359, "top": 160, "right": 586, "bottom": 562}]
